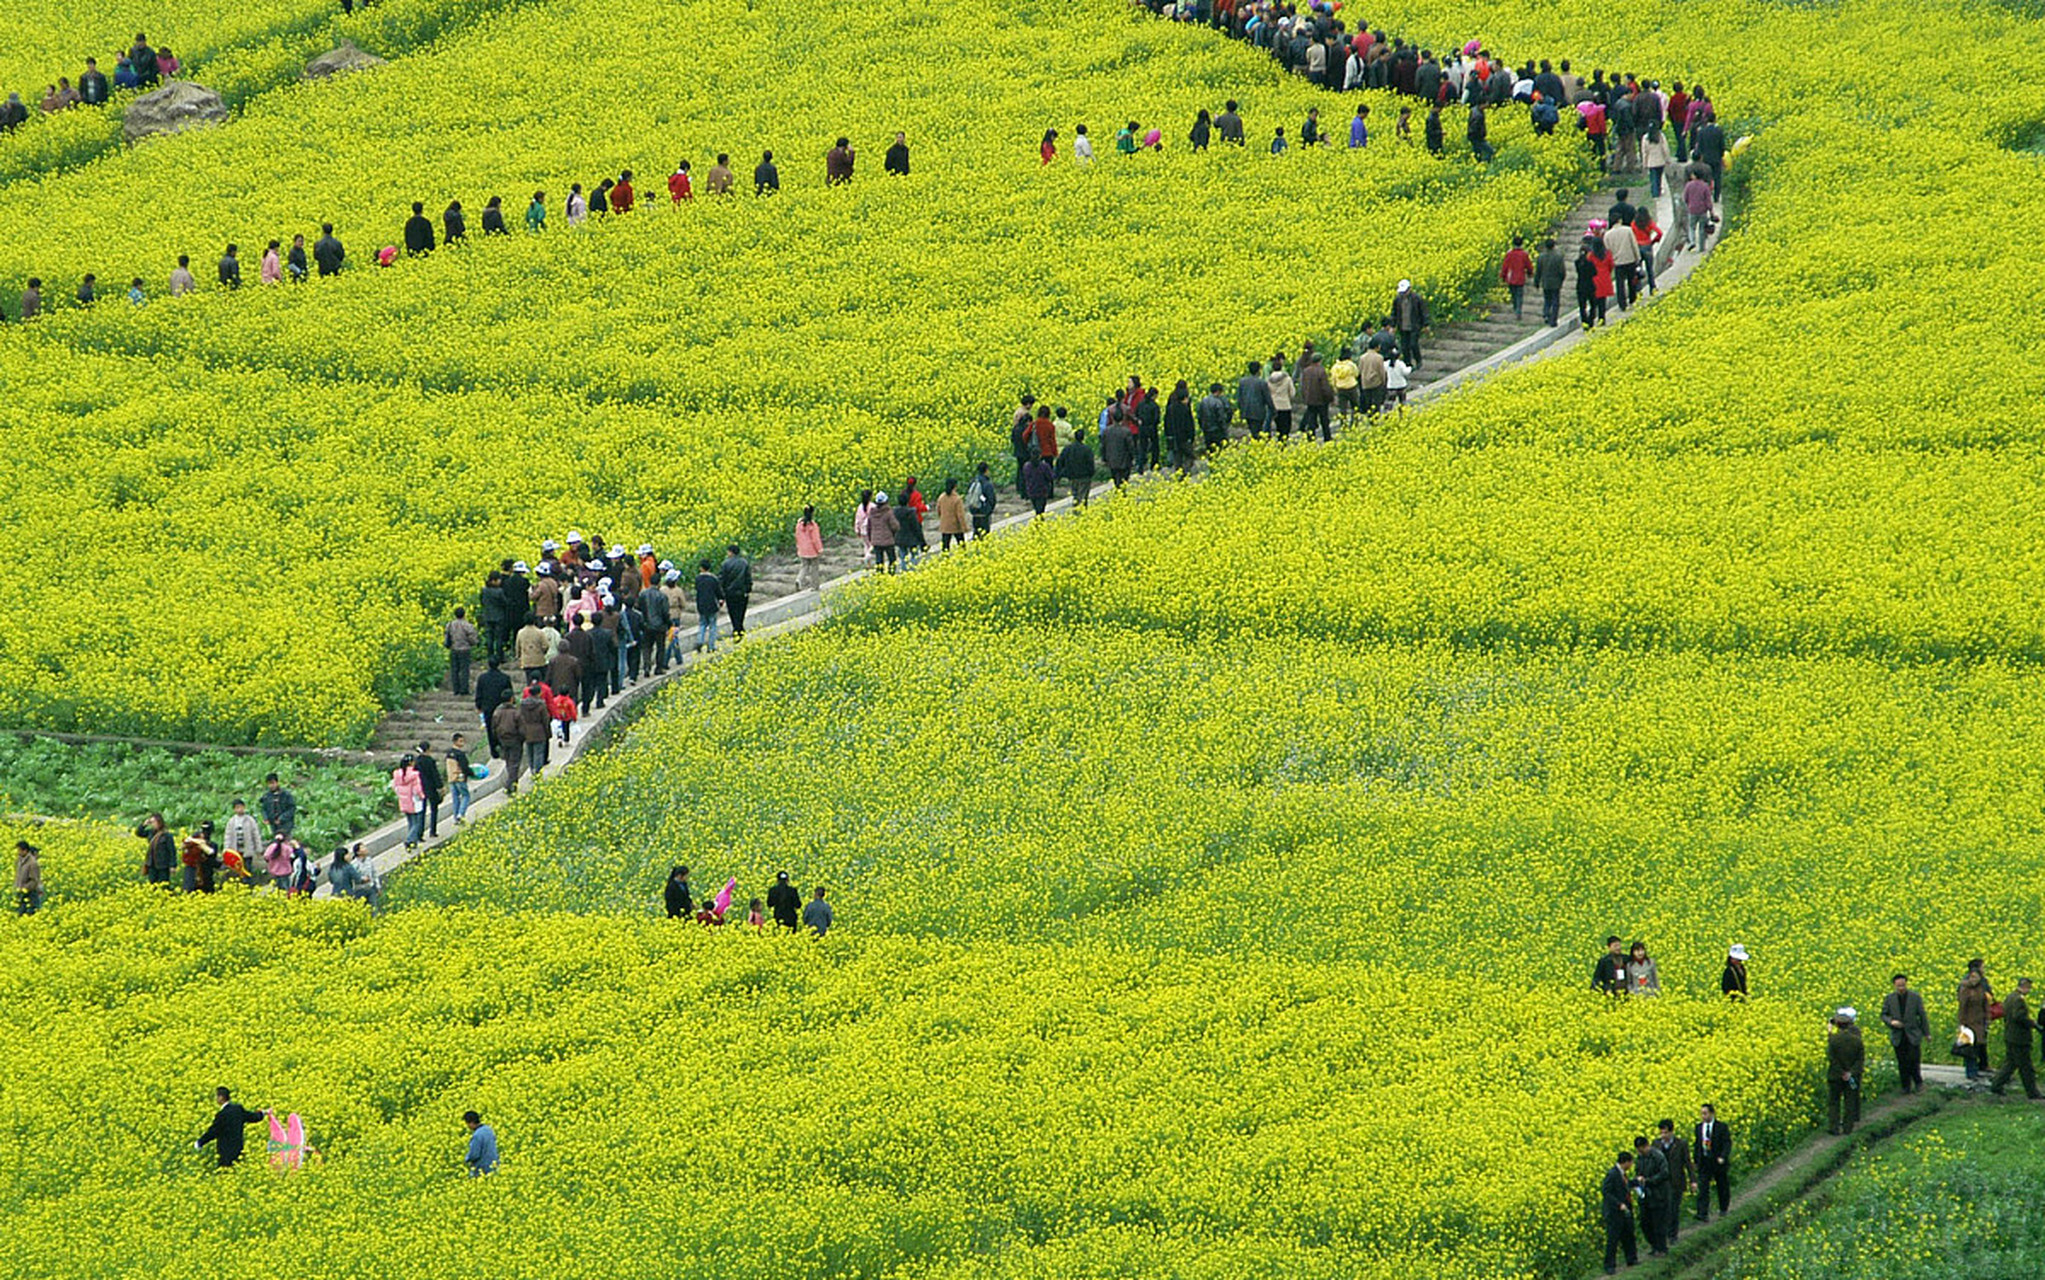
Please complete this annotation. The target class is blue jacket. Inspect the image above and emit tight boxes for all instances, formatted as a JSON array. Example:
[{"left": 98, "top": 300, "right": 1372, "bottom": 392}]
[{"left": 467, "top": 1124, "right": 499, "bottom": 1175}]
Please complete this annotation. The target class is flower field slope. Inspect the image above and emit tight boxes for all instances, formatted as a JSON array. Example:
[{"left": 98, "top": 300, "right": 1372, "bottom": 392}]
[{"left": 0, "top": 0, "right": 1580, "bottom": 746}]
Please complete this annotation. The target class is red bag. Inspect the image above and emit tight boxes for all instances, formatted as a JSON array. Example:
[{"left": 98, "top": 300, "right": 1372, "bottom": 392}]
[{"left": 1990, "top": 1001, "right": 2005, "bottom": 1021}]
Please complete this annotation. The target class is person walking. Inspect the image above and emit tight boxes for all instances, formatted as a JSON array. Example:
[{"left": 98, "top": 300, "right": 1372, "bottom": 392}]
[
  {"left": 1535, "top": 237, "right": 1567, "bottom": 326},
  {"left": 935, "top": 480, "right": 971, "bottom": 547},
  {"left": 194, "top": 1088, "right": 269, "bottom": 1168},
  {"left": 1057, "top": 427, "right": 1097, "bottom": 506},
  {"left": 413, "top": 741, "right": 446, "bottom": 840},
  {"left": 1682, "top": 166, "right": 1714, "bottom": 252},
  {"left": 693, "top": 560, "right": 724, "bottom": 650},
  {"left": 1499, "top": 236, "right": 1533, "bottom": 321},
  {"left": 664, "top": 866, "right": 693, "bottom": 919},
  {"left": 217, "top": 244, "right": 242, "bottom": 290},
  {"left": 1197, "top": 381, "right": 1232, "bottom": 452},
  {"left": 1296, "top": 355, "right": 1333, "bottom": 442},
  {"left": 1601, "top": 1150, "right": 1638, "bottom": 1275},
  {"left": 391, "top": 755, "right": 427, "bottom": 849},
  {"left": 1603, "top": 218, "right": 1641, "bottom": 311},
  {"left": 1631, "top": 1135, "right": 1671, "bottom": 1257},
  {"left": 313, "top": 223, "right": 346, "bottom": 276},
  {"left": 517, "top": 684, "right": 552, "bottom": 773},
  {"left": 1236, "top": 360, "right": 1272, "bottom": 438},
  {"left": 1825, "top": 1008, "right": 1864, "bottom": 1135},
  {"left": 445, "top": 734, "right": 474, "bottom": 828},
  {"left": 463, "top": 1111, "right": 498, "bottom": 1175},
  {"left": 767, "top": 871, "right": 801, "bottom": 931},
  {"left": 885, "top": 131, "right": 910, "bottom": 175},
  {"left": 137, "top": 813, "right": 176, "bottom": 885},
  {"left": 14, "top": 840, "right": 41, "bottom": 915},
  {"left": 1722, "top": 943, "right": 1750, "bottom": 999},
  {"left": 489, "top": 692, "right": 525, "bottom": 796},
  {"left": 1880, "top": 972, "right": 1929, "bottom": 1093},
  {"left": 892, "top": 493, "right": 926, "bottom": 567},
  {"left": 1265, "top": 355, "right": 1295, "bottom": 439},
  {"left": 795, "top": 505, "right": 826, "bottom": 588},
  {"left": 802, "top": 885, "right": 833, "bottom": 937},
  {"left": 966, "top": 465, "right": 997, "bottom": 539},
  {"left": 1989, "top": 976, "right": 2040, "bottom": 1098},
  {"left": 1100, "top": 411, "right": 1137, "bottom": 488},
  {"left": 719, "top": 545, "right": 753, "bottom": 640},
  {"left": 1693, "top": 1104, "right": 1730, "bottom": 1221},
  {"left": 1652, "top": 1121, "right": 1692, "bottom": 1247},
  {"left": 255, "top": 774, "right": 296, "bottom": 842},
  {"left": 1020, "top": 452, "right": 1056, "bottom": 515},
  {"left": 754, "top": 151, "right": 780, "bottom": 195},
  {"left": 1390, "top": 279, "right": 1430, "bottom": 369},
  {"left": 444, "top": 607, "right": 478, "bottom": 695},
  {"left": 1958, "top": 959, "right": 1994, "bottom": 1082}
]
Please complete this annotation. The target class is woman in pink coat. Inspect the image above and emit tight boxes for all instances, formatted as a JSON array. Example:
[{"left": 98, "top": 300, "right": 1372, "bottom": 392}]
[
  {"left": 391, "top": 755, "right": 427, "bottom": 849},
  {"left": 795, "top": 505, "right": 825, "bottom": 592}
]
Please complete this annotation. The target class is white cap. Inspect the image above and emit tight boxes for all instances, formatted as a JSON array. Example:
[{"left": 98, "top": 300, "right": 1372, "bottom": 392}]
[
  {"left": 657, "top": 560, "right": 674, "bottom": 572},
  {"left": 664, "top": 570, "right": 681, "bottom": 583},
  {"left": 567, "top": 531, "right": 584, "bottom": 543},
  {"left": 1397, "top": 279, "right": 1411, "bottom": 292},
  {"left": 537, "top": 564, "right": 553, "bottom": 576},
  {"left": 598, "top": 576, "right": 612, "bottom": 588},
  {"left": 609, "top": 545, "right": 628, "bottom": 557},
  {"left": 876, "top": 491, "right": 890, "bottom": 503},
  {"left": 512, "top": 561, "right": 529, "bottom": 573},
  {"left": 1835, "top": 1007, "right": 1857, "bottom": 1022},
  {"left": 541, "top": 539, "right": 559, "bottom": 551},
  {"left": 637, "top": 543, "right": 653, "bottom": 555},
  {"left": 1728, "top": 944, "right": 1748, "bottom": 961}
]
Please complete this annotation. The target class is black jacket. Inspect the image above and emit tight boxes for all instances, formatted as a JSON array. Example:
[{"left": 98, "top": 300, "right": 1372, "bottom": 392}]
[
  {"left": 638, "top": 588, "right": 672, "bottom": 629},
  {"left": 1163, "top": 398, "right": 1195, "bottom": 446},
  {"left": 719, "top": 553, "right": 753, "bottom": 599},
  {"left": 884, "top": 142, "right": 910, "bottom": 175},
  {"left": 136, "top": 824, "right": 176, "bottom": 874},
  {"left": 1693, "top": 1119, "right": 1730, "bottom": 1170},
  {"left": 694, "top": 571, "right": 723, "bottom": 617},
  {"left": 767, "top": 881, "right": 801, "bottom": 927},
  {"left": 1693, "top": 123, "right": 1726, "bottom": 164},
  {"left": 218, "top": 254, "right": 241, "bottom": 289},
  {"left": 443, "top": 208, "right": 466, "bottom": 242},
  {"left": 754, "top": 162, "right": 780, "bottom": 194},
  {"left": 1197, "top": 393, "right": 1232, "bottom": 441},
  {"left": 473, "top": 667, "right": 512, "bottom": 717},
  {"left": 404, "top": 215, "right": 435, "bottom": 254},
  {"left": 414, "top": 753, "right": 445, "bottom": 804},
  {"left": 665, "top": 875, "right": 692, "bottom": 918},
  {"left": 1056, "top": 439, "right": 1096, "bottom": 482},
  {"left": 80, "top": 70, "right": 109, "bottom": 104},
  {"left": 893, "top": 504, "right": 926, "bottom": 548},
  {"left": 481, "top": 206, "right": 507, "bottom": 235},
  {"left": 258, "top": 788, "right": 296, "bottom": 836},
  {"left": 1600, "top": 1164, "right": 1633, "bottom": 1219},
  {"left": 2003, "top": 990, "right": 2037, "bottom": 1049},
  {"left": 314, "top": 234, "right": 345, "bottom": 276},
  {"left": 197, "top": 1102, "right": 265, "bottom": 1166},
  {"left": 1535, "top": 248, "right": 1568, "bottom": 290},
  {"left": 589, "top": 625, "right": 618, "bottom": 670}
]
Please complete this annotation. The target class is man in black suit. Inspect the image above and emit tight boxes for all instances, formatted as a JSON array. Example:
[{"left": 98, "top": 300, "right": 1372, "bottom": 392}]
[
  {"left": 1694, "top": 1103, "right": 1731, "bottom": 1220},
  {"left": 1989, "top": 977, "right": 2040, "bottom": 1099},
  {"left": 1653, "top": 1119, "right": 1693, "bottom": 1244},
  {"left": 767, "top": 871, "right": 802, "bottom": 932},
  {"left": 1601, "top": 1150, "right": 1638, "bottom": 1275},
  {"left": 195, "top": 1087, "right": 269, "bottom": 1167},
  {"left": 1632, "top": 1135, "right": 1671, "bottom": 1256},
  {"left": 1592, "top": 935, "right": 1626, "bottom": 994}
]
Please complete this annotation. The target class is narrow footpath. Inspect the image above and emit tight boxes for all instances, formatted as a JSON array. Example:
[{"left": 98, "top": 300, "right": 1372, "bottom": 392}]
[{"left": 327, "top": 167, "right": 1722, "bottom": 892}]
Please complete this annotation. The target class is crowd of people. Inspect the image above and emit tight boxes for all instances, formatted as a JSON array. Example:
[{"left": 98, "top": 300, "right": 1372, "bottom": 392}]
[
  {"left": 0, "top": 31, "right": 179, "bottom": 137},
  {"left": 111, "top": 773, "right": 386, "bottom": 908}
]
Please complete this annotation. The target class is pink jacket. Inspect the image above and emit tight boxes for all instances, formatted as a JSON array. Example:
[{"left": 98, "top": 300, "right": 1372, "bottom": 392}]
[
  {"left": 260, "top": 250, "right": 281, "bottom": 284},
  {"left": 795, "top": 518, "right": 824, "bottom": 559},
  {"left": 391, "top": 767, "right": 424, "bottom": 814}
]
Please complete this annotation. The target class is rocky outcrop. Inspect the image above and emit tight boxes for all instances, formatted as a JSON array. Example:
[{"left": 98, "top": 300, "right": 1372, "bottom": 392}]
[
  {"left": 122, "top": 81, "right": 228, "bottom": 144},
  {"left": 304, "top": 41, "right": 387, "bottom": 80}
]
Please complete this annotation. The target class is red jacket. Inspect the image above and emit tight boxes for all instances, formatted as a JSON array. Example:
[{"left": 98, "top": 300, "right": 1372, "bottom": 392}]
[
  {"left": 1029, "top": 417, "right": 1056, "bottom": 459},
  {"left": 549, "top": 693, "right": 579, "bottom": 724},
  {"left": 668, "top": 171, "right": 692, "bottom": 202},
  {"left": 611, "top": 180, "right": 636, "bottom": 213},
  {"left": 1500, "top": 247, "right": 1533, "bottom": 286}
]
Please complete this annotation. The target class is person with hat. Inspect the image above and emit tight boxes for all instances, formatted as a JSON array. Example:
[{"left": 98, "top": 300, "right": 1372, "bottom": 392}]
[
  {"left": 1989, "top": 976, "right": 2040, "bottom": 1099},
  {"left": 562, "top": 531, "right": 587, "bottom": 570},
  {"left": 1721, "top": 944, "right": 1749, "bottom": 999},
  {"left": 1880, "top": 972, "right": 1929, "bottom": 1093},
  {"left": 1825, "top": 1008, "right": 1864, "bottom": 1135},
  {"left": 767, "top": 871, "right": 802, "bottom": 931},
  {"left": 1390, "top": 279, "right": 1430, "bottom": 370}
]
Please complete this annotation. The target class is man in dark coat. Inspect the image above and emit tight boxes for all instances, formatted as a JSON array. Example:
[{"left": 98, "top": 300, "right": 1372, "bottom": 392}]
[
  {"left": 1391, "top": 279, "right": 1431, "bottom": 368},
  {"left": 194, "top": 1088, "right": 267, "bottom": 1167},
  {"left": 1099, "top": 411, "right": 1137, "bottom": 488},
  {"left": 719, "top": 545, "right": 753, "bottom": 640},
  {"left": 1880, "top": 972, "right": 1930, "bottom": 1094},
  {"left": 637, "top": 578, "right": 672, "bottom": 673},
  {"left": 1592, "top": 935, "right": 1625, "bottom": 994},
  {"left": 1693, "top": 1104, "right": 1731, "bottom": 1221},
  {"left": 1535, "top": 237, "right": 1568, "bottom": 326},
  {"left": 665, "top": 866, "right": 693, "bottom": 919},
  {"left": 1601, "top": 1151, "right": 1637, "bottom": 1275},
  {"left": 1651, "top": 1121, "right": 1692, "bottom": 1245},
  {"left": 259, "top": 775, "right": 296, "bottom": 839},
  {"left": 489, "top": 694, "right": 525, "bottom": 794},
  {"left": 1826, "top": 1008, "right": 1865, "bottom": 1134},
  {"left": 313, "top": 223, "right": 346, "bottom": 276},
  {"left": 1197, "top": 382, "right": 1232, "bottom": 451},
  {"left": 1056, "top": 428, "right": 1096, "bottom": 506},
  {"left": 413, "top": 741, "right": 446, "bottom": 840},
  {"left": 1235, "top": 360, "right": 1272, "bottom": 438},
  {"left": 1631, "top": 1135, "right": 1671, "bottom": 1256},
  {"left": 403, "top": 201, "right": 436, "bottom": 255},
  {"left": 474, "top": 660, "right": 512, "bottom": 751},
  {"left": 766, "top": 871, "right": 801, "bottom": 931},
  {"left": 1989, "top": 976, "right": 2040, "bottom": 1099},
  {"left": 516, "top": 685, "right": 552, "bottom": 773},
  {"left": 884, "top": 132, "right": 910, "bottom": 175}
]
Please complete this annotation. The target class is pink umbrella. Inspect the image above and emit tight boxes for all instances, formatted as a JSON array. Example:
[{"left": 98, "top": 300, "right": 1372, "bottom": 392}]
[{"left": 713, "top": 877, "right": 735, "bottom": 917}]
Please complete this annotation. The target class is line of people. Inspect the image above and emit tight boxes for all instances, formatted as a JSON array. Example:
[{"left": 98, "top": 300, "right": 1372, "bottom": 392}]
[
  {"left": 1597, "top": 1107, "right": 1734, "bottom": 1272},
  {"left": 124, "top": 775, "right": 386, "bottom": 905}
]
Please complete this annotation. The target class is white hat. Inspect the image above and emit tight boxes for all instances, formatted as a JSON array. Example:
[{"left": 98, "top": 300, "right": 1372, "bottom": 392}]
[
  {"left": 610, "top": 544, "right": 629, "bottom": 557},
  {"left": 1835, "top": 1007, "right": 1857, "bottom": 1022},
  {"left": 637, "top": 543, "right": 654, "bottom": 556},
  {"left": 657, "top": 560, "right": 674, "bottom": 572},
  {"left": 598, "top": 576, "right": 612, "bottom": 589},
  {"left": 1728, "top": 944, "right": 1748, "bottom": 961},
  {"left": 1397, "top": 279, "right": 1411, "bottom": 292},
  {"left": 537, "top": 564, "right": 553, "bottom": 576},
  {"left": 541, "top": 539, "right": 559, "bottom": 552},
  {"left": 512, "top": 561, "right": 529, "bottom": 573},
  {"left": 876, "top": 491, "right": 890, "bottom": 503},
  {"left": 664, "top": 570, "right": 681, "bottom": 584},
  {"left": 567, "top": 531, "right": 584, "bottom": 543}
]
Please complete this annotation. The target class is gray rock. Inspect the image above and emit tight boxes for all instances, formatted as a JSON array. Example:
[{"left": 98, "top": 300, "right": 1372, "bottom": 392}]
[
  {"left": 304, "top": 41, "right": 386, "bottom": 80},
  {"left": 122, "top": 81, "right": 228, "bottom": 144}
]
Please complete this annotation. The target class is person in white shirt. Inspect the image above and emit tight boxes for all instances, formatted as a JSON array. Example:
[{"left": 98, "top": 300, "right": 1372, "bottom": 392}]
[
  {"left": 1073, "top": 124, "right": 1094, "bottom": 162},
  {"left": 222, "top": 799, "right": 263, "bottom": 879},
  {"left": 1385, "top": 356, "right": 1411, "bottom": 412}
]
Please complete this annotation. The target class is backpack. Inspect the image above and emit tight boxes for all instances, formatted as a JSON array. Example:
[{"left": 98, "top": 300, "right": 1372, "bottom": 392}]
[{"left": 968, "top": 475, "right": 995, "bottom": 515}]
